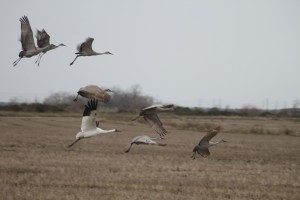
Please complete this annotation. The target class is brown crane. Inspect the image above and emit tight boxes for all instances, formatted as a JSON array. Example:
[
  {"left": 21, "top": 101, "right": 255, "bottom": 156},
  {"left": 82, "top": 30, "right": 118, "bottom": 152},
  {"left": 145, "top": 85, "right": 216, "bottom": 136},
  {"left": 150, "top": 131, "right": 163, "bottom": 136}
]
[
  {"left": 35, "top": 29, "right": 66, "bottom": 66},
  {"left": 70, "top": 37, "right": 113, "bottom": 65}
]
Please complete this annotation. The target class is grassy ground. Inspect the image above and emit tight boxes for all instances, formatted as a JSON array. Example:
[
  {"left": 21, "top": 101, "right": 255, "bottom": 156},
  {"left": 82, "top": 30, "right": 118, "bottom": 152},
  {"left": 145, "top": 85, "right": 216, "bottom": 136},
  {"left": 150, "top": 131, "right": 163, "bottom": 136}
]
[{"left": 0, "top": 112, "right": 299, "bottom": 200}]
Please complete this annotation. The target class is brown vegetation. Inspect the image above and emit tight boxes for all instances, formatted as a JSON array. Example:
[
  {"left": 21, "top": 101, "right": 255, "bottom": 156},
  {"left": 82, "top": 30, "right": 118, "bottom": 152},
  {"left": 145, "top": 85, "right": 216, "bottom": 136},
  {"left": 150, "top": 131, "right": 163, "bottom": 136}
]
[{"left": 0, "top": 112, "right": 299, "bottom": 200}]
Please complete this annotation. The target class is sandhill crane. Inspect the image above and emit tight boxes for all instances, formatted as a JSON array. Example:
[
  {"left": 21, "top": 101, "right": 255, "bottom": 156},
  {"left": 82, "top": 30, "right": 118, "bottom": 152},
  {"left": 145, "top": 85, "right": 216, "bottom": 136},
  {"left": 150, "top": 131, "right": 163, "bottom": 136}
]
[
  {"left": 191, "top": 126, "right": 227, "bottom": 160},
  {"left": 35, "top": 29, "right": 66, "bottom": 66},
  {"left": 125, "top": 135, "right": 167, "bottom": 153},
  {"left": 13, "top": 16, "right": 49, "bottom": 67},
  {"left": 73, "top": 85, "right": 112, "bottom": 103},
  {"left": 132, "top": 104, "right": 174, "bottom": 138},
  {"left": 68, "top": 99, "right": 121, "bottom": 148},
  {"left": 69, "top": 37, "right": 113, "bottom": 65}
]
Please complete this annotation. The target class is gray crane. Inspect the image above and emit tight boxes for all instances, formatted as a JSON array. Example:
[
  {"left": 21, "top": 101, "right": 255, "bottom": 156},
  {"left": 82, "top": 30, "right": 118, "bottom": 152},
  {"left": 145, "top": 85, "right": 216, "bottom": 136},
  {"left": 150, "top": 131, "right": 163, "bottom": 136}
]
[
  {"left": 13, "top": 16, "right": 49, "bottom": 67},
  {"left": 125, "top": 135, "right": 167, "bottom": 153},
  {"left": 191, "top": 126, "right": 227, "bottom": 160},
  {"left": 69, "top": 37, "right": 113, "bottom": 65},
  {"left": 73, "top": 85, "right": 112, "bottom": 103},
  {"left": 132, "top": 104, "right": 174, "bottom": 138},
  {"left": 35, "top": 29, "right": 66, "bottom": 66}
]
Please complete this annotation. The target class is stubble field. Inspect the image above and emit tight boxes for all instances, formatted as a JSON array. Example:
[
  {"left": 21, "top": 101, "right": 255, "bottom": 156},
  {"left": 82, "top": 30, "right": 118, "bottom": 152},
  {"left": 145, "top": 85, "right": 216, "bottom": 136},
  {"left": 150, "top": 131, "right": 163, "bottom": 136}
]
[{"left": 0, "top": 112, "right": 299, "bottom": 200}]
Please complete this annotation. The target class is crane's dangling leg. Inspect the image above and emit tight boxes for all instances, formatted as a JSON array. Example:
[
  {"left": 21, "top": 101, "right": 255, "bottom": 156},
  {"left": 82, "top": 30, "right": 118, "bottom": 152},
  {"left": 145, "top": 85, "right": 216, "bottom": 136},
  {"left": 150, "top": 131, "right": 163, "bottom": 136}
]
[
  {"left": 125, "top": 143, "right": 133, "bottom": 153},
  {"left": 70, "top": 55, "right": 80, "bottom": 66},
  {"left": 13, "top": 57, "right": 22, "bottom": 67},
  {"left": 131, "top": 115, "right": 140, "bottom": 121},
  {"left": 37, "top": 53, "right": 45, "bottom": 66},
  {"left": 191, "top": 152, "right": 196, "bottom": 160},
  {"left": 73, "top": 94, "right": 79, "bottom": 102},
  {"left": 68, "top": 138, "right": 82, "bottom": 148},
  {"left": 35, "top": 53, "right": 42, "bottom": 64}
]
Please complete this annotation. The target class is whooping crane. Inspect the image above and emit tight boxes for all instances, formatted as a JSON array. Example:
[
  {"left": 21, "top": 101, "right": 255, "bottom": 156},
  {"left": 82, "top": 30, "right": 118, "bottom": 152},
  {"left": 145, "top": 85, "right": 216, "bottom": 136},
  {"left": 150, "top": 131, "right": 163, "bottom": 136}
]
[
  {"left": 13, "top": 16, "right": 49, "bottom": 67},
  {"left": 132, "top": 104, "right": 174, "bottom": 138},
  {"left": 125, "top": 135, "right": 167, "bottom": 153},
  {"left": 35, "top": 29, "right": 66, "bottom": 66},
  {"left": 69, "top": 37, "right": 113, "bottom": 65},
  {"left": 73, "top": 85, "right": 112, "bottom": 103},
  {"left": 191, "top": 126, "right": 227, "bottom": 160},
  {"left": 68, "top": 99, "right": 121, "bottom": 148}
]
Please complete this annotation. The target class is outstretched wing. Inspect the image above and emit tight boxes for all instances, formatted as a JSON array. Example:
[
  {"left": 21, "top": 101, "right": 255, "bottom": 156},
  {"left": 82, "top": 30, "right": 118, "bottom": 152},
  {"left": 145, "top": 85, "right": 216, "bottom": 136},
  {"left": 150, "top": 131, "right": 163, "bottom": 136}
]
[
  {"left": 36, "top": 29, "right": 50, "bottom": 48},
  {"left": 143, "top": 113, "right": 167, "bottom": 136},
  {"left": 81, "top": 99, "right": 98, "bottom": 132},
  {"left": 19, "top": 16, "right": 36, "bottom": 51},
  {"left": 77, "top": 37, "right": 94, "bottom": 53},
  {"left": 199, "top": 126, "right": 220, "bottom": 145}
]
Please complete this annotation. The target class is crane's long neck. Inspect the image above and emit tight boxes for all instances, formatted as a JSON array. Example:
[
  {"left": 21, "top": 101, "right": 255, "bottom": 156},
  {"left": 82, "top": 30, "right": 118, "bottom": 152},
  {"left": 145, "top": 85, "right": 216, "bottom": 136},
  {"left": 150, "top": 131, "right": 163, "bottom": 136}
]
[
  {"left": 94, "top": 51, "right": 112, "bottom": 56},
  {"left": 96, "top": 128, "right": 116, "bottom": 135},
  {"left": 209, "top": 140, "right": 226, "bottom": 147},
  {"left": 150, "top": 137, "right": 162, "bottom": 140}
]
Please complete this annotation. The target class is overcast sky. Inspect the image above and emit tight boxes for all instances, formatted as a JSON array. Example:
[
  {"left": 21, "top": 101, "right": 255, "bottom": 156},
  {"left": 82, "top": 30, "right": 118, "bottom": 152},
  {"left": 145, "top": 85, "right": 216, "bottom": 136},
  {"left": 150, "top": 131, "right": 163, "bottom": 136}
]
[{"left": 1, "top": 0, "right": 299, "bottom": 109}]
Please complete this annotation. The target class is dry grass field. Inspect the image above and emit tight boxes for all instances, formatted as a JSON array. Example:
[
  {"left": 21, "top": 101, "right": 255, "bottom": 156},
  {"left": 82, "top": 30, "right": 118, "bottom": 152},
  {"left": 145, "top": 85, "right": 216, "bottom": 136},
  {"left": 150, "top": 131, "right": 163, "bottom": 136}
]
[{"left": 0, "top": 112, "right": 299, "bottom": 200}]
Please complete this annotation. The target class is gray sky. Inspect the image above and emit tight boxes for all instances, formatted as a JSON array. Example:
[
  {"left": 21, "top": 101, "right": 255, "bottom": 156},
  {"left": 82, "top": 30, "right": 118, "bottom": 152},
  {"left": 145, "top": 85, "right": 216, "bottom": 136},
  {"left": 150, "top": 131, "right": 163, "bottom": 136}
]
[{"left": 1, "top": 0, "right": 299, "bottom": 109}]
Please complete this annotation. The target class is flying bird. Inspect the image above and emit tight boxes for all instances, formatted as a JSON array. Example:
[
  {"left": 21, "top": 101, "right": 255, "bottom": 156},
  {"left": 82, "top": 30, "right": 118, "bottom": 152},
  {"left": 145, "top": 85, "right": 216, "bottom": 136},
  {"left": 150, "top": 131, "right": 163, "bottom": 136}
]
[
  {"left": 68, "top": 99, "right": 120, "bottom": 148},
  {"left": 191, "top": 126, "right": 227, "bottom": 160},
  {"left": 35, "top": 29, "right": 66, "bottom": 66},
  {"left": 132, "top": 104, "right": 174, "bottom": 138},
  {"left": 73, "top": 85, "right": 112, "bottom": 103},
  {"left": 13, "top": 16, "right": 49, "bottom": 67},
  {"left": 125, "top": 135, "right": 167, "bottom": 153},
  {"left": 69, "top": 37, "right": 113, "bottom": 65}
]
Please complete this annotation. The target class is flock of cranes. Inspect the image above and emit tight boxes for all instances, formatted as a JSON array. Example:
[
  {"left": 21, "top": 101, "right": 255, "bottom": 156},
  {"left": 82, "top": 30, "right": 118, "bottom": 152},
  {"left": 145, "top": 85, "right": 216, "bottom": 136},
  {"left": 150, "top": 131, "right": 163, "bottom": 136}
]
[
  {"left": 69, "top": 85, "right": 226, "bottom": 159},
  {"left": 13, "top": 16, "right": 227, "bottom": 159},
  {"left": 13, "top": 16, "right": 112, "bottom": 67}
]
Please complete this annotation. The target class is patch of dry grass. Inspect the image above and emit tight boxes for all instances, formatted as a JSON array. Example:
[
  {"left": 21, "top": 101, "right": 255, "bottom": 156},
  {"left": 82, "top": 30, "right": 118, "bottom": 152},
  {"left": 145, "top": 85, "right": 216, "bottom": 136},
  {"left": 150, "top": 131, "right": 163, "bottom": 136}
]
[{"left": 0, "top": 113, "right": 299, "bottom": 199}]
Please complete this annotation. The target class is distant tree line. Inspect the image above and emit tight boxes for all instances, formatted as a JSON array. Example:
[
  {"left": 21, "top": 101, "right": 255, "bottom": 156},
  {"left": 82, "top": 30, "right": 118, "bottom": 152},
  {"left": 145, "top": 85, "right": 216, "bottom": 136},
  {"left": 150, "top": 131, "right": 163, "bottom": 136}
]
[
  {"left": 1, "top": 85, "right": 300, "bottom": 117},
  {"left": 0, "top": 85, "right": 154, "bottom": 113}
]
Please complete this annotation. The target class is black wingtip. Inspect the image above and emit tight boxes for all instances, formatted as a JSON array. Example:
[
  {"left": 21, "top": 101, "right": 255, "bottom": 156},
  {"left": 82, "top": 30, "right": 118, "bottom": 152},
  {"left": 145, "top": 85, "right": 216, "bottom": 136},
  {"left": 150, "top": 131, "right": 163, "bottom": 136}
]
[{"left": 82, "top": 99, "right": 98, "bottom": 116}]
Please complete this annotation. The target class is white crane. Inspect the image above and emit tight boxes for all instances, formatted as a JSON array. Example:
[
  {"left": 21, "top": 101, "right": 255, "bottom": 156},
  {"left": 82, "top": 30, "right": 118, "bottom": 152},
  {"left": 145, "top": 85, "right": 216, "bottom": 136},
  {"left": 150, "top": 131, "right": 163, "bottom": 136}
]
[
  {"left": 73, "top": 85, "right": 112, "bottom": 103},
  {"left": 125, "top": 135, "right": 167, "bottom": 153},
  {"left": 132, "top": 104, "right": 174, "bottom": 138},
  {"left": 69, "top": 37, "right": 113, "bottom": 65},
  {"left": 68, "top": 99, "right": 121, "bottom": 148},
  {"left": 191, "top": 126, "right": 227, "bottom": 160},
  {"left": 35, "top": 29, "right": 66, "bottom": 66},
  {"left": 13, "top": 16, "right": 49, "bottom": 67}
]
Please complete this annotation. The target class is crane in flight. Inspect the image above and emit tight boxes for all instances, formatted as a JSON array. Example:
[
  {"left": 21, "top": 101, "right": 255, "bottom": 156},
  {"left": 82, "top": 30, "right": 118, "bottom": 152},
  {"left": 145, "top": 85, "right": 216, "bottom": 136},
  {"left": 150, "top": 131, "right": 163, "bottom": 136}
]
[
  {"left": 191, "top": 126, "right": 227, "bottom": 160},
  {"left": 132, "top": 104, "right": 174, "bottom": 138},
  {"left": 73, "top": 85, "right": 112, "bottom": 103},
  {"left": 125, "top": 135, "right": 167, "bottom": 153},
  {"left": 13, "top": 16, "right": 49, "bottom": 67},
  {"left": 35, "top": 29, "right": 66, "bottom": 66},
  {"left": 69, "top": 37, "right": 113, "bottom": 65},
  {"left": 68, "top": 99, "right": 121, "bottom": 148}
]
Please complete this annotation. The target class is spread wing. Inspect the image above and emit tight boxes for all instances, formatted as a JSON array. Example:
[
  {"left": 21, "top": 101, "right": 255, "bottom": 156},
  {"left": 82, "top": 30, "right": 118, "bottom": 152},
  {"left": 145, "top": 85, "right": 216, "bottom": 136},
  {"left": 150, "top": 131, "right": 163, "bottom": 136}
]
[
  {"left": 199, "top": 126, "right": 220, "bottom": 145},
  {"left": 143, "top": 113, "right": 167, "bottom": 136},
  {"left": 36, "top": 29, "right": 50, "bottom": 48},
  {"left": 81, "top": 99, "right": 98, "bottom": 132},
  {"left": 19, "top": 16, "right": 36, "bottom": 51},
  {"left": 77, "top": 37, "right": 94, "bottom": 53}
]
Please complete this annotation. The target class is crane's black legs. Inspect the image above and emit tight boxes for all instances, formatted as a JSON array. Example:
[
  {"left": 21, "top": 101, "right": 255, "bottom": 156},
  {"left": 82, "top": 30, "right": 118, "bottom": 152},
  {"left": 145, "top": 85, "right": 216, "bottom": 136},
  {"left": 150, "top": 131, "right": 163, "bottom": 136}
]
[
  {"left": 70, "top": 55, "right": 81, "bottom": 66},
  {"left": 68, "top": 138, "right": 82, "bottom": 148},
  {"left": 13, "top": 57, "right": 22, "bottom": 67}
]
